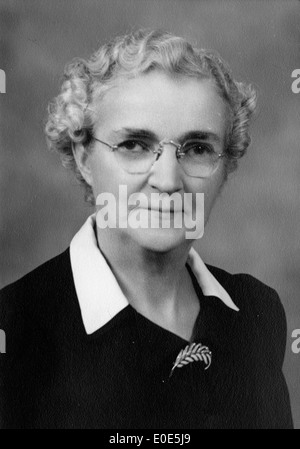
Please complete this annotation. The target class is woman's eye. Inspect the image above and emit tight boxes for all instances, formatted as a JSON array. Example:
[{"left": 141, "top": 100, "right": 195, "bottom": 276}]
[
  {"left": 118, "top": 140, "right": 148, "bottom": 152},
  {"left": 185, "top": 142, "right": 213, "bottom": 155}
]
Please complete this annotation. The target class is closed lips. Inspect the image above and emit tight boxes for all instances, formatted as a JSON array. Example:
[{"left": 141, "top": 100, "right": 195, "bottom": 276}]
[{"left": 147, "top": 208, "right": 183, "bottom": 213}]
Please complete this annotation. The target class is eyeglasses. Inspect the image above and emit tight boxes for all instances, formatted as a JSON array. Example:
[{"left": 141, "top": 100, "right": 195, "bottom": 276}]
[{"left": 94, "top": 137, "right": 225, "bottom": 178}]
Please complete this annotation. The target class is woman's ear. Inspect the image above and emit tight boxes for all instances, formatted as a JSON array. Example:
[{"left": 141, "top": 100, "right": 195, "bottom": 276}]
[{"left": 72, "top": 142, "right": 93, "bottom": 186}]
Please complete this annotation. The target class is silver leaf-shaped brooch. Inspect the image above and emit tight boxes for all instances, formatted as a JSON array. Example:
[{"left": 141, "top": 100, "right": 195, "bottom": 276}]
[{"left": 169, "top": 342, "right": 212, "bottom": 378}]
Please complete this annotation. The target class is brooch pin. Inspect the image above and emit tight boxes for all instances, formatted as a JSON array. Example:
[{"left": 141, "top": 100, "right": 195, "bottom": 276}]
[{"left": 169, "top": 342, "right": 212, "bottom": 378}]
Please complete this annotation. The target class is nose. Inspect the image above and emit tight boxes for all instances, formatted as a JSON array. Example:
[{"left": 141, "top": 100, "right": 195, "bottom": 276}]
[{"left": 147, "top": 143, "right": 183, "bottom": 193}]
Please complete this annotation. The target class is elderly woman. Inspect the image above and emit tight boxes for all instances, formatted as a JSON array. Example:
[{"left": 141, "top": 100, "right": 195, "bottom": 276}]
[{"left": 0, "top": 29, "right": 293, "bottom": 429}]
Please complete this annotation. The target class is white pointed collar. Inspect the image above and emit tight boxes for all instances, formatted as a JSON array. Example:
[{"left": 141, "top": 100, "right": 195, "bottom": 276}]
[{"left": 70, "top": 214, "right": 239, "bottom": 335}]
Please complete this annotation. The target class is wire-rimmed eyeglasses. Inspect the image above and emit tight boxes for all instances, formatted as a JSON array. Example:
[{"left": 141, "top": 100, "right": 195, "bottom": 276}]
[{"left": 94, "top": 137, "right": 225, "bottom": 178}]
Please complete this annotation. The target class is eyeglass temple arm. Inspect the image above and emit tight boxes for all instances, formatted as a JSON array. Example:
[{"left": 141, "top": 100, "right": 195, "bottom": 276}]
[{"left": 94, "top": 138, "right": 118, "bottom": 151}]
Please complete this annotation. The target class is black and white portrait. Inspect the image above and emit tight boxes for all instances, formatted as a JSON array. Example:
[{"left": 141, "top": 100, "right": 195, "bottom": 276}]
[{"left": 0, "top": 0, "right": 299, "bottom": 431}]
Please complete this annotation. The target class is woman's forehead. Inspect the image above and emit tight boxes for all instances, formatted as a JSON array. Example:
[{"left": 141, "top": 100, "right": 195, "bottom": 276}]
[{"left": 93, "top": 72, "right": 227, "bottom": 139}]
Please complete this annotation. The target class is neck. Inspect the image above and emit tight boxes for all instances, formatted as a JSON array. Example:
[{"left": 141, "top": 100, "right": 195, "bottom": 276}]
[{"left": 96, "top": 227, "right": 193, "bottom": 316}]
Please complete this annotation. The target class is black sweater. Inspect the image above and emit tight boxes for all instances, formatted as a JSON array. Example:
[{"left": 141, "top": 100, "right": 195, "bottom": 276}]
[{"left": 0, "top": 249, "right": 293, "bottom": 429}]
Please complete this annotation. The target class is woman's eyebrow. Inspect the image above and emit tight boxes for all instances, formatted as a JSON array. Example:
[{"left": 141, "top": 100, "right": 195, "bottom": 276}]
[
  {"left": 110, "top": 128, "right": 158, "bottom": 140},
  {"left": 179, "top": 131, "right": 222, "bottom": 144},
  {"left": 110, "top": 128, "right": 222, "bottom": 144}
]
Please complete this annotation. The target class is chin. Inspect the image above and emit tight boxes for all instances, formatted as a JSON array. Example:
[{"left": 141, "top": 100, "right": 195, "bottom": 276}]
[{"left": 128, "top": 227, "right": 188, "bottom": 253}]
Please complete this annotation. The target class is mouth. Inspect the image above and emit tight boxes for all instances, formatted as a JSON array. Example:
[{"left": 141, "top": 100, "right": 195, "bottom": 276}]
[
  {"left": 147, "top": 207, "right": 183, "bottom": 214},
  {"left": 127, "top": 203, "right": 184, "bottom": 214}
]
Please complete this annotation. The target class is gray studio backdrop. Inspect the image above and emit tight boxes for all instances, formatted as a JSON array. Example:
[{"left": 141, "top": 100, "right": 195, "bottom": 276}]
[{"left": 0, "top": 0, "right": 300, "bottom": 428}]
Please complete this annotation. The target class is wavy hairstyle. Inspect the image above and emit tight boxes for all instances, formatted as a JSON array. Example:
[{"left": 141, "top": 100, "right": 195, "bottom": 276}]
[{"left": 45, "top": 29, "right": 257, "bottom": 204}]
